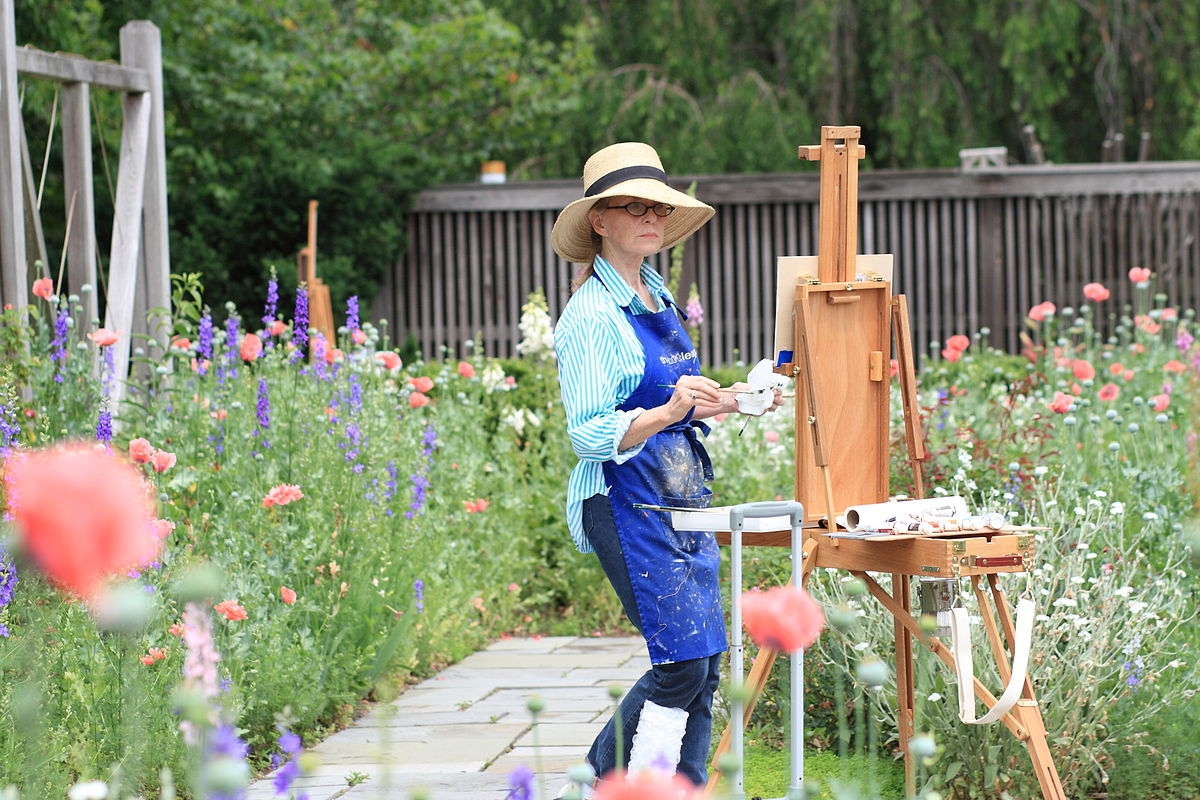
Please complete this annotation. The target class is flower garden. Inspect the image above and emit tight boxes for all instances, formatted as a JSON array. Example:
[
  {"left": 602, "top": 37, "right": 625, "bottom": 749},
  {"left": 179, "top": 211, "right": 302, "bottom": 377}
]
[{"left": 0, "top": 267, "right": 1197, "bottom": 800}]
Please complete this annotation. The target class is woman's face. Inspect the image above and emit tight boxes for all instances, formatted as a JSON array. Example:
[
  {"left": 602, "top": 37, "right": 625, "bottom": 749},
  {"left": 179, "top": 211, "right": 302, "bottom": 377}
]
[{"left": 589, "top": 195, "right": 666, "bottom": 263}]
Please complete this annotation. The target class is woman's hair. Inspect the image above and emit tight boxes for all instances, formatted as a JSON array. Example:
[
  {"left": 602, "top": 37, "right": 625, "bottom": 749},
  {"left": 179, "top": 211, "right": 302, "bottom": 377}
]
[{"left": 572, "top": 197, "right": 611, "bottom": 290}]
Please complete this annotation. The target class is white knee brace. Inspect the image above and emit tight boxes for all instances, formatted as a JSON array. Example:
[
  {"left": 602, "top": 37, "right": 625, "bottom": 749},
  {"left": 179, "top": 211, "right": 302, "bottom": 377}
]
[{"left": 627, "top": 700, "right": 689, "bottom": 775}]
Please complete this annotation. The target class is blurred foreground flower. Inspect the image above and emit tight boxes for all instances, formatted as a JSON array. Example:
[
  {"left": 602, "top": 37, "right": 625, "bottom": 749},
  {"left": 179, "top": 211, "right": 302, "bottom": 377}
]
[
  {"left": 740, "top": 584, "right": 825, "bottom": 651},
  {"left": 4, "top": 442, "right": 157, "bottom": 599},
  {"left": 593, "top": 769, "right": 698, "bottom": 799}
]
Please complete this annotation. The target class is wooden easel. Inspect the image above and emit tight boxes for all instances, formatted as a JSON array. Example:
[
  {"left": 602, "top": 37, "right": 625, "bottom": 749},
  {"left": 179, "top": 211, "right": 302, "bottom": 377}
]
[
  {"left": 707, "top": 127, "right": 1066, "bottom": 800},
  {"left": 296, "top": 199, "right": 336, "bottom": 348}
]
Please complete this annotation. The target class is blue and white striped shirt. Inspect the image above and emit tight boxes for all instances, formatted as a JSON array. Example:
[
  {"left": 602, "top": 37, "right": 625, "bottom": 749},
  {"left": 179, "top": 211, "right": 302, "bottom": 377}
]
[{"left": 554, "top": 255, "right": 678, "bottom": 553}]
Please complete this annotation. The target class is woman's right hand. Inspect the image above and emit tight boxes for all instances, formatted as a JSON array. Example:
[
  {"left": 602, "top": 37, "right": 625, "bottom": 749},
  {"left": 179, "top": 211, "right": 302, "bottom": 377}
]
[{"left": 666, "top": 375, "right": 722, "bottom": 420}]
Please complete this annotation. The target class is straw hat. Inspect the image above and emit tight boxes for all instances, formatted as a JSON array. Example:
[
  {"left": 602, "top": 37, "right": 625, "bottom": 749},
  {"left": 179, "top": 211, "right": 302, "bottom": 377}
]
[{"left": 551, "top": 142, "right": 715, "bottom": 264}]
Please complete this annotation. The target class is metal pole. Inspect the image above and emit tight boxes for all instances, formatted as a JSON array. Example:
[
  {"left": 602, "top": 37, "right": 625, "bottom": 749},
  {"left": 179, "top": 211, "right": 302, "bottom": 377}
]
[
  {"left": 790, "top": 509, "right": 804, "bottom": 798},
  {"left": 729, "top": 507, "right": 745, "bottom": 800}
]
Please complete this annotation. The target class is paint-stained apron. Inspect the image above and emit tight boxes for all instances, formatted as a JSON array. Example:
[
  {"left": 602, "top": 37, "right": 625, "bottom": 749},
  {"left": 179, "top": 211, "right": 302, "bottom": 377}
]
[{"left": 600, "top": 280, "right": 727, "bottom": 665}]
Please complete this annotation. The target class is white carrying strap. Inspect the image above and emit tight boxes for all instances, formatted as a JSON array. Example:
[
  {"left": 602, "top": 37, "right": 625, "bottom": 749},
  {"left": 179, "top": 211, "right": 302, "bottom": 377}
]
[{"left": 950, "top": 596, "right": 1036, "bottom": 725}]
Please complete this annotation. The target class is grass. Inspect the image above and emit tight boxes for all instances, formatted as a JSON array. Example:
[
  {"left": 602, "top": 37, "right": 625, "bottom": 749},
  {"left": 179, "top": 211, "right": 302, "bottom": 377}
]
[{"left": 741, "top": 747, "right": 905, "bottom": 799}]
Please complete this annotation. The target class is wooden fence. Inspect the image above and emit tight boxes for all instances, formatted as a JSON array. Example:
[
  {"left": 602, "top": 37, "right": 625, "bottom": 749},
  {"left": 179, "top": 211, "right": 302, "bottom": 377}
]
[{"left": 377, "top": 162, "right": 1200, "bottom": 365}]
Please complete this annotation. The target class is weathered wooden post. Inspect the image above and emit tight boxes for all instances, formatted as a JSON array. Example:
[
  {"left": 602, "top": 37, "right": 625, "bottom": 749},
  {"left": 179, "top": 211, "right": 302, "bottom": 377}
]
[{"left": 0, "top": 0, "right": 26, "bottom": 311}]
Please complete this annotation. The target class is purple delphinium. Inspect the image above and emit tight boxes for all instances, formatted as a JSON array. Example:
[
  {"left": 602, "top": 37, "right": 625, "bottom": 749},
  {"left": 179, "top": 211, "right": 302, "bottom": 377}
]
[
  {"left": 345, "top": 295, "right": 360, "bottom": 333},
  {"left": 342, "top": 422, "right": 362, "bottom": 464},
  {"left": 421, "top": 424, "right": 437, "bottom": 456},
  {"left": 95, "top": 409, "right": 112, "bottom": 444},
  {"left": 406, "top": 473, "right": 430, "bottom": 519},
  {"left": 0, "top": 404, "right": 19, "bottom": 457},
  {"left": 0, "top": 544, "right": 17, "bottom": 638},
  {"left": 50, "top": 308, "right": 69, "bottom": 383},
  {"left": 413, "top": 579, "right": 424, "bottom": 613},
  {"left": 348, "top": 371, "right": 363, "bottom": 415},
  {"left": 310, "top": 334, "right": 330, "bottom": 381},
  {"left": 271, "top": 729, "right": 305, "bottom": 797},
  {"left": 253, "top": 377, "right": 271, "bottom": 453},
  {"left": 205, "top": 723, "right": 250, "bottom": 800},
  {"left": 291, "top": 286, "right": 309, "bottom": 363},
  {"left": 218, "top": 314, "right": 240, "bottom": 386},
  {"left": 197, "top": 310, "right": 214, "bottom": 375},
  {"left": 101, "top": 345, "right": 116, "bottom": 397},
  {"left": 262, "top": 275, "right": 279, "bottom": 330},
  {"left": 507, "top": 764, "right": 535, "bottom": 800}
]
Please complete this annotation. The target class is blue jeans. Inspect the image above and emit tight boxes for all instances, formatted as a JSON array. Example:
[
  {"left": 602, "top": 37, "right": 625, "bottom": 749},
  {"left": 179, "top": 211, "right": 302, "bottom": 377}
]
[{"left": 583, "top": 495, "right": 723, "bottom": 787}]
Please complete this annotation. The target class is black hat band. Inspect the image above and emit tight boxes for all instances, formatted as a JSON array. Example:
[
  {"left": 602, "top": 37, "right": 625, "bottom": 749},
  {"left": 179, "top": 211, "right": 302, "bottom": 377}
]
[{"left": 584, "top": 165, "right": 668, "bottom": 197}]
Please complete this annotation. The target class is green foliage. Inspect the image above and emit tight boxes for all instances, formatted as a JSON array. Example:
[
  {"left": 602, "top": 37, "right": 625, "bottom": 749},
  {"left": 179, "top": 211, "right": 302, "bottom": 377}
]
[{"left": 741, "top": 747, "right": 905, "bottom": 799}]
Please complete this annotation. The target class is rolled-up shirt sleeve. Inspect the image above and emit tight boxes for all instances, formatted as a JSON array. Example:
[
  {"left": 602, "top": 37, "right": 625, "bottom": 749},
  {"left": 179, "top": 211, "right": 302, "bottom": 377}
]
[{"left": 556, "top": 315, "right": 646, "bottom": 464}]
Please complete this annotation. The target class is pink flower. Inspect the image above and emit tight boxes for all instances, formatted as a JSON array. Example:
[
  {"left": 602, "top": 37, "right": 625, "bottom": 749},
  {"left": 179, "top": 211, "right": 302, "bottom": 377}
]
[
  {"left": 1072, "top": 360, "right": 1095, "bottom": 381},
  {"left": 409, "top": 391, "right": 430, "bottom": 409},
  {"left": 1151, "top": 393, "right": 1170, "bottom": 412},
  {"left": 1128, "top": 267, "right": 1151, "bottom": 284},
  {"left": 1109, "top": 362, "right": 1124, "bottom": 376},
  {"left": 464, "top": 498, "right": 490, "bottom": 513},
  {"left": 941, "top": 347, "right": 961, "bottom": 363},
  {"left": 1082, "top": 282, "right": 1110, "bottom": 302},
  {"left": 262, "top": 483, "right": 304, "bottom": 508},
  {"left": 168, "top": 621, "right": 185, "bottom": 637},
  {"left": 504, "top": 375, "right": 516, "bottom": 386},
  {"left": 1164, "top": 360, "right": 1186, "bottom": 374},
  {"left": 213, "top": 600, "right": 248, "bottom": 621},
  {"left": 410, "top": 376, "right": 434, "bottom": 393},
  {"left": 740, "top": 585, "right": 825, "bottom": 651},
  {"left": 5, "top": 442, "right": 157, "bottom": 599},
  {"left": 150, "top": 450, "right": 177, "bottom": 473},
  {"left": 140, "top": 647, "right": 167, "bottom": 666},
  {"left": 32, "top": 277, "right": 53, "bottom": 300},
  {"left": 376, "top": 351, "right": 402, "bottom": 370},
  {"left": 765, "top": 430, "right": 779, "bottom": 444},
  {"left": 1122, "top": 369, "right": 1134, "bottom": 382},
  {"left": 171, "top": 337, "right": 191, "bottom": 350},
  {"left": 323, "top": 347, "right": 343, "bottom": 364},
  {"left": 351, "top": 329, "right": 367, "bottom": 345},
  {"left": 1098, "top": 383, "right": 1120, "bottom": 402},
  {"left": 239, "top": 333, "right": 263, "bottom": 362},
  {"left": 88, "top": 328, "right": 121, "bottom": 347},
  {"left": 507, "top": 582, "right": 520, "bottom": 593},
  {"left": 1048, "top": 392, "right": 1074, "bottom": 413},
  {"left": 210, "top": 408, "right": 228, "bottom": 421},
  {"left": 128, "top": 437, "right": 155, "bottom": 464},
  {"left": 1135, "top": 315, "right": 1161, "bottom": 335},
  {"left": 280, "top": 586, "right": 297, "bottom": 605},
  {"left": 269, "top": 320, "right": 287, "bottom": 336},
  {"left": 889, "top": 358, "right": 899, "bottom": 378},
  {"left": 593, "top": 770, "right": 699, "bottom": 800},
  {"left": 151, "top": 519, "right": 176, "bottom": 540},
  {"left": 457, "top": 361, "right": 476, "bottom": 378},
  {"left": 1161, "top": 308, "right": 1177, "bottom": 320},
  {"left": 945, "top": 334, "right": 970, "bottom": 352}
]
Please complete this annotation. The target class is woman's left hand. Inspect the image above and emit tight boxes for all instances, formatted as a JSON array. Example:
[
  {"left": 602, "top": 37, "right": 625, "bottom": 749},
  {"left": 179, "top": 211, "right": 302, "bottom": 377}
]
[{"left": 726, "top": 382, "right": 784, "bottom": 415}]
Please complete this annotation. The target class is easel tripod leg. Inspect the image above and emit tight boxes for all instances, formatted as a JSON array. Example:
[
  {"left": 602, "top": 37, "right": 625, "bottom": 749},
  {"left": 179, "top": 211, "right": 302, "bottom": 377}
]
[{"left": 892, "top": 573, "right": 916, "bottom": 799}]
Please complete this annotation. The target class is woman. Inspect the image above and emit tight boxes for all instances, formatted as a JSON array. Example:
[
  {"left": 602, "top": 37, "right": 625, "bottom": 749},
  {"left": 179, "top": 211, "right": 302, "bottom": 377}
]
[{"left": 551, "top": 142, "right": 780, "bottom": 791}]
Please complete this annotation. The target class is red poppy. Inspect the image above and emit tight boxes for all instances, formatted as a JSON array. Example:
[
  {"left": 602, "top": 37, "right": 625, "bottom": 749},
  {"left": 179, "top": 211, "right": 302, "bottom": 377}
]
[
  {"left": 1082, "top": 282, "right": 1110, "bottom": 302},
  {"left": 128, "top": 437, "right": 155, "bottom": 464},
  {"left": 410, "top": 376, "right": 435, "bottom": 393},
  {"left": 1151, "top": 393, "right": 1170, "bottom": 412},
  {"left": 5, "top": 442, "right": 157, "bottom": 599},
  {"left": 409, "top": 391, "right": 430, "bottom": 408},
  {"left": 150, "top": 450, "right": 177, "bottom": 473},
  {"left": 458, "top": 361, "right": 476, "bottom": 378},
  {"left": 269, "top": 320, "right": 287, "bottom": 336},
  {"left": 140, "top": 647, "right": 167, "bottom": 666},
  {"left": 88, "top": 328, "right": 121, "bottom": 347},
  {"left": 1164, "top": 360, "right": 1186, "bottom": 374},
  {"left": 1072, "top": 360, "right": 1095, "bottom": 381},
  {"left": 351, "top": 329, "right": 367, "bottom": 345},
  {"left": 376, "top": 351, "right": 402, "bottom": 370},
  {"left": 280, "top": 586, "right": 297, "bottom": 604},
  {"left": 941, "top": 347, "right": 961, "bottom": 363},
  {"left": 32, "top": 277, "right": 54, "bottom": 300},
  {"left": 1128, "top": 267, "right": 1151, "bottom": 283},
  {"left": 213, "top": 600, "right": 248, "bottom": 621},
  {"left": 741, "top": 584, "right": 825, "bottom": 652},
  {"left": 171, "top": 337, "right": 191, "bottom": 349},
  {"left": 1098, "top": 383, "right": 1120, "bottom": 402},
  {"left": 1027, "top": 301, "right": 1056, "bottom": 322},
  {"left": 262, "top": 483, "right": 304, "bottom": 508},
  {"left": 1048, "top": 392, "right": 1074, "bottom": 413},
  {"left": 889, "top": 358, "right": 899, "bottom": 378},
  {"left": 945, "top": 334, "right": 970, "bottom": 352}
]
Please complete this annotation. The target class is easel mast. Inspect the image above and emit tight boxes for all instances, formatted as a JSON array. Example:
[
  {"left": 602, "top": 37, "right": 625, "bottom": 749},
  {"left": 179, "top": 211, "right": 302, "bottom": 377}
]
[{"left": 709, "top": 126, "right": 1066, "bottom": 800}]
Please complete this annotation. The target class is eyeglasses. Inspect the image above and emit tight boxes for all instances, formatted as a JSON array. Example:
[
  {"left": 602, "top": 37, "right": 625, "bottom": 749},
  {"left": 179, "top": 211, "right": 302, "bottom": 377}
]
[{"left": 607, "top": 201, "right": 675, "bottom": 218}]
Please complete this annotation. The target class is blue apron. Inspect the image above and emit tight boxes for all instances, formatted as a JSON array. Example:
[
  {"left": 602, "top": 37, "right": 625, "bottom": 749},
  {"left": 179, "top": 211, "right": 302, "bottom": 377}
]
[{"left": 599, "top": 277, "right": 727, "bottom": 665}]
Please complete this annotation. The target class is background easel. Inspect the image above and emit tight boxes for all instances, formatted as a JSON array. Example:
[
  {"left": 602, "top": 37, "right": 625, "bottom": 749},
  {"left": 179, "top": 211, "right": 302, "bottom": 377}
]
[
  {"left": 707, "top": 127, "right": 1066, "bottom": 800},
  {"left": 296, "top": 199, "right": 336, "bottom": 348}
]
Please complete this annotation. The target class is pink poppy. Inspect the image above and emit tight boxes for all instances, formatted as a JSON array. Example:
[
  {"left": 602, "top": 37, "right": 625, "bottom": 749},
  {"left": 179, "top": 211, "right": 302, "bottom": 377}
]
[
  {"left": 1122, "top": 370, "right": 1134, "bottom": 382},
  {"left": 1128, "top": 267, "right": 1151, "bottom": 284},
  {"left": 150, "top": 450, "right": 177, "bottom": 473},
  {"left": 1164, "top": 360, "right": 1186, "bottom": 374},
  {"left": 410, "top": 376, "right": 434, "bottom": 393},
  {"left": 765, "top": 430, "right": 779, "bottom": 444},
  {"left": 128, "top": 437, "right": 155, "bottom": 464},
  {"left": 1098, "top": 383, "right": 1120, "bottom": 402},
  {"left": 269, "top": 320, "right": 287, "bottom": 336},
  {"left": 941, "top": 347, "right": 961, "bottom": 363},
  {"left": 239, "top": 333, "right": 263, "bottom": 362},
  {"left": 140, "top": 647, "right": 167, "bottom": 666},
  {"left": 1072, "top": 360, "right": 1095, "bottom": 381},
  {"left": 593, "top": 770, "right": 698, "bottom": 800},
  {"left": 351, "top": 329, "right": 367, "bottom": 345},
  {"left": 171, "top": 337, "right": 191, "bottom": 349},
  {"left": 88, "top": 328, "right": 121, "bottom": 347},
  {"left": 376, "top": 351, "right": 402, "bottom": 370},
  {"left": 151, "top": 519, "right": 176, "bottom": 540},
  {"left": 1108, "top": 362, "right": 1124, "bottom": 376},
  {"left": 280, "top": 586, "right": 297, "bottom": 605},
  {"left": 1027, "top": 301, "right": 1056, "bottom": 322},
  {"left": 324, "top": 347, "right": 344, "bottom": 364},
  {"left": 409, "top": 391, "right": 430, "bottom": 409},
  {"left": 1048, "top": 392, "right": 1074, "bottom": 413},
  {"left": 1160, "top": 308, "right": 1178, "bottom": 320},
  {"left": 1135, "top": 315, "right": 1161, "bottom": 335},
  {"left": 262, "top": 483, "right": 304, "bottom": 508},
  {"left": 32, "top": 277, "right": 54, "bottom": 300},
  {"left": 1082, "top": 283, "right": 1110, "bottom": 302},
  {"left": 210, "top": 409, "right": 228, "bottom": 421},
  {"left": 946, "top": 334, "right": 970, "bottom": 352},
  {"left": 889, "top": 359, "right": 899, "bottom": 378},
  {"left": 213, "top": 600, "right": 248, "bottom": 621},
  {"left": 191, "top": 358, "right": 210, "bottom": 373},
  {"left": 5, "top": 442, "right": 157, "bottom": 599},
  {"left": 740, "top": 585, "right": 825, "bottom": 652},
  {"left": 458, "top": 361, "right": 476, "bottom": 378},
  {"left": 1151, "top": 394, "right": 1170, "bottom": 412},
  {"left": 168, "top": 622, "right": 185, "bottom": 637}
]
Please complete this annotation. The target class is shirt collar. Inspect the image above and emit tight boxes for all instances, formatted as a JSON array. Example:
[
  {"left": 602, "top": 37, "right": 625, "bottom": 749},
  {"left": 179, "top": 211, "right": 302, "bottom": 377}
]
[{"left": 593, "top": 255, "right": 669, "bottom": 309}]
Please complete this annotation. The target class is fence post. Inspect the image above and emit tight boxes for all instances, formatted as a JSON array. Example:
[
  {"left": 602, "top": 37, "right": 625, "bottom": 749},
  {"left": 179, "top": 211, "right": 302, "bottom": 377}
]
[
  {"left": 120, "top": 21, "right": 171, "bottom": 349},
  {"left": 976, "top": 197, "right": 1008, "bottom": 350},
  {"left": 0, "top": 0, "right": 27, "bottom": 311},
  {"left": 61, "top": 81, "right": 99, "bottom": 332}
]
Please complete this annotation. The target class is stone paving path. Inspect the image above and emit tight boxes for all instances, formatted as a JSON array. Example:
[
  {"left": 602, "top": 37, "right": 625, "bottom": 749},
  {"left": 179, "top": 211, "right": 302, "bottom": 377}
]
[{"left": 246, "top": 635, "right": 648, "bottom": 800}]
